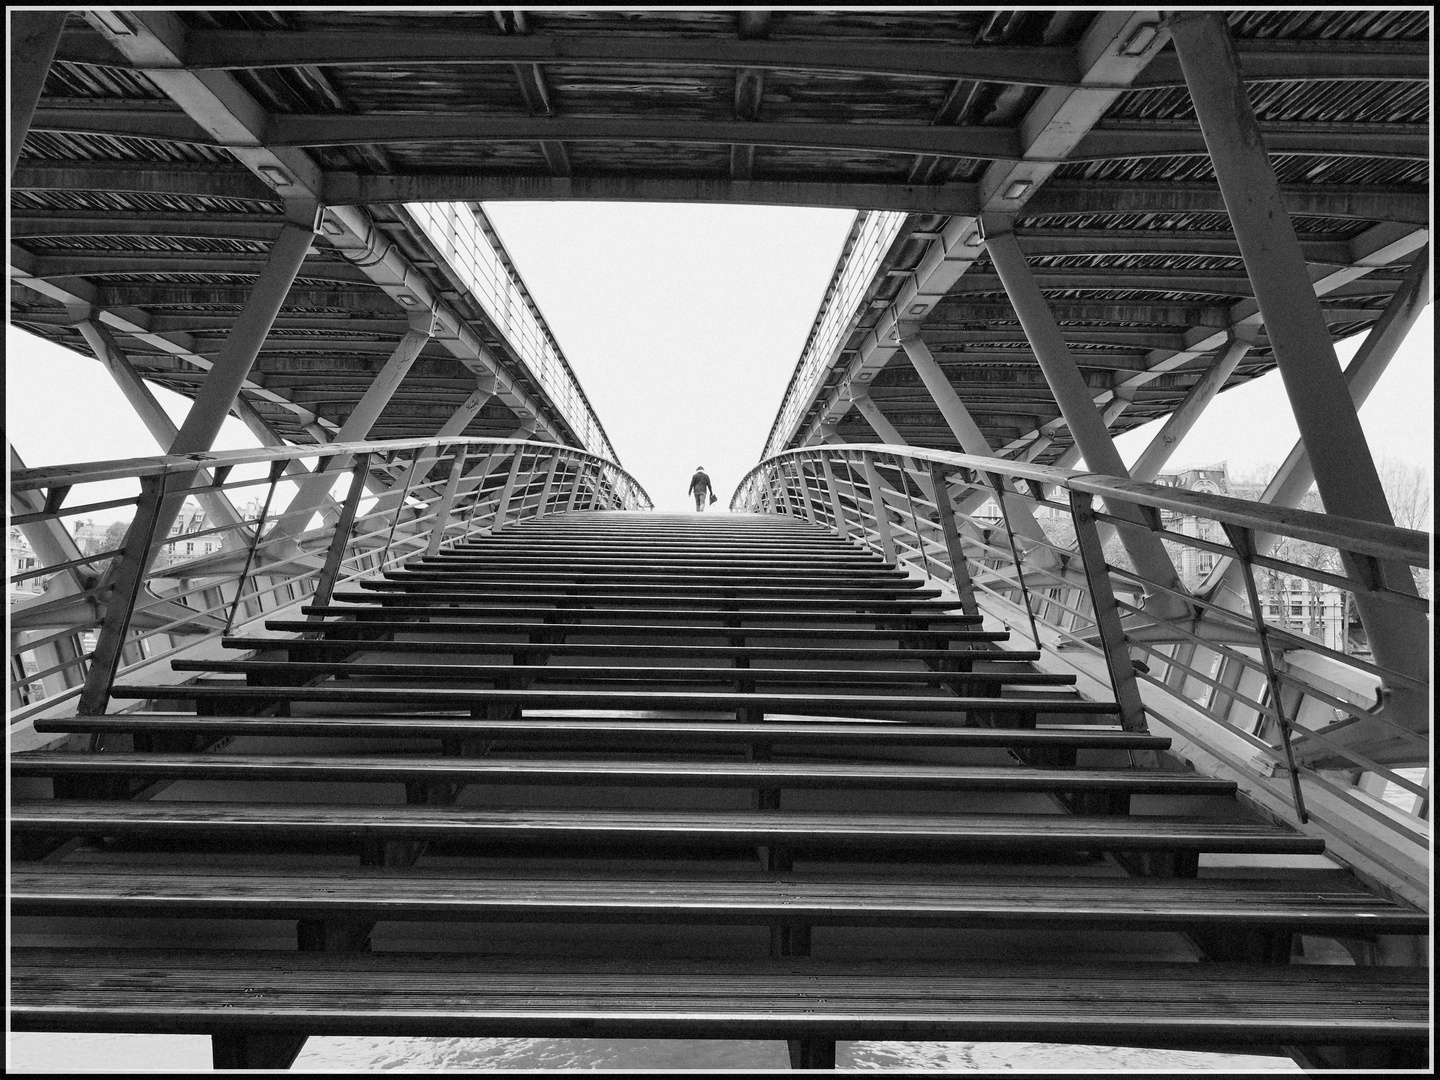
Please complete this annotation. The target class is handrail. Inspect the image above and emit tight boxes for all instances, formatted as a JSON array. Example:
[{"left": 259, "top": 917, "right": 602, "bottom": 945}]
[
  {"left": 10, "top": 438, "right": 651, "bottom": 726},
  {"left": 732, "top": 443, "right": 1431, "bottom": 882}
]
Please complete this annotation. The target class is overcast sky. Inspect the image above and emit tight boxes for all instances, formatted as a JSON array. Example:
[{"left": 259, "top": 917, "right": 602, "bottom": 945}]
[{"left": 7, "top": 202, "right": 1433, "bottom": 521}]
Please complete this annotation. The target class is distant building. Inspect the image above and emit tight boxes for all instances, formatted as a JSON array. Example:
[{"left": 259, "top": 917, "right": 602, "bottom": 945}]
[
  {"left": 8, "top": 527, "right": 46, "bottom": 602},
  {"left": 154, "top": 498, "right": 226, "bottom": 568},
  {"left": 1153, "top": 464, "right": 1362, "bottom": 656}
]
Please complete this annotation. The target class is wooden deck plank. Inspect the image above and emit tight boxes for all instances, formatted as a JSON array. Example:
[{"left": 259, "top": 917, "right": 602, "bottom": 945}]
[
  {"left": 11, "top": 754, "right": 1230, "bottom": 794},
  {"left": 33, "top": 714, "right": 1166, "bottom": 747},
  {"left": 11, "top": 802, "right": 1324, "bottom": 855},
  {"left": 106, "top": 684, "right": 1119, "bottom": 716},
  {"left": 12, "top": 867, "right": 1424, "bottom": 932},
  {"left": 11, "top": 950, "right": 1425, "bottom": 1044},
  {"left": 167, "top": 660, "right": 1078, "bottom": 687},
  {"left": 264, "top": 619, "right": 1013, "bottom": 642}
]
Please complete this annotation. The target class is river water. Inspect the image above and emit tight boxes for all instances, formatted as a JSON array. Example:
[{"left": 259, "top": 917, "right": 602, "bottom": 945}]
[{"left": 8, "top": 1033, "right": 1301, "bottom": 1072}]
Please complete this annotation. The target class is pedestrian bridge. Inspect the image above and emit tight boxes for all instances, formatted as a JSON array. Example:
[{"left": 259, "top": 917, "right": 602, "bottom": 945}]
[{"left": 9, "top": 9, "right": 1430, "bottom": 1072}]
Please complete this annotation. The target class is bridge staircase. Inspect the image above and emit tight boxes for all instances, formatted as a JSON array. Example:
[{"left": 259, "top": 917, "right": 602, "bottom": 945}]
[{"left": 11, "top": 510, "right": 1428, "bottom": 1070}]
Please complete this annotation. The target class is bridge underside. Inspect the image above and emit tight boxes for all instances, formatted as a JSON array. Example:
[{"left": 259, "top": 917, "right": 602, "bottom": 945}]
[{"left": 10, "top": 9, "right": 1429, "bottom": 475}]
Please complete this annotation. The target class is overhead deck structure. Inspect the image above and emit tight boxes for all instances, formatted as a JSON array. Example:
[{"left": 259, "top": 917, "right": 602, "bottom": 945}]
[{"left": 7, "top": 6, "right": 1432, "bottom": 1075}]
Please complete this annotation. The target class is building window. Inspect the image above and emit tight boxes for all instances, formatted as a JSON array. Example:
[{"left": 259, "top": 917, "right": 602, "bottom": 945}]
[
  {"left": 1290, "top": 602, "right": 1303, "bottom": 616},
  {"left": 184, "top": 542, "right": 194, "bottom": 554},
  {"left": 1267, "top": 603, "right": 1280, "bottom": 615}
]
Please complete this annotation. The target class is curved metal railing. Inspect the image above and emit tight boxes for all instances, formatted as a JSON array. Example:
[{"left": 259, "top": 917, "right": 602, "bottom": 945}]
[
  {"left": 733, "top": 444, "right": 1430, "bottom": 896},
  {"left": 10, "top": 438, "right": 650, "bottom": 728}
]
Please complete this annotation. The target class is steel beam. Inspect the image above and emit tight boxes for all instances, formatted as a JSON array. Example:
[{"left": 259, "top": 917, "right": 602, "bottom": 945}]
[
  {"left": 69, "top": 310, "right": 243, "bottom": 531},
  {"left": 1201, "top": 250, "right": 1432, "bottom": 599},
  {"left": 9, "top": 10, "right": 68, "bottom": 180},
  {"left": 269, "top": 312, "right": 437, "bottom": 539},
  {"left": 794, "top": 11, "right": 1171, "bottom": 450},
  {"left": 366, "top": 382, "right": 496, "bottom": 521},
  {"left": 896, "top": 333, "right": 1055, "bottom": 556},
  {"left": 168, "top": 215, "right": 319, "bottom": 456},
  {"left": 328, "top": 172, "right": 979, "bottom": 216},
  {"left": 983, "top": 218, "right": 1187, "bottom": 611},
  {"left": 1127, "top": 332, "right": 1255, "bottom": 483},
  {"left": 1171, "top": 10, "right": 1428, "bottom": 736},
  {"left": 1023, "top": 181, "right": 1430, "bottom": 225}
]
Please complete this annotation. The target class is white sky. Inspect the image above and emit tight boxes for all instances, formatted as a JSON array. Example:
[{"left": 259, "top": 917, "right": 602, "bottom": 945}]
[{"left": 6, "top": 202, "right": 1434, "bottom": 521}]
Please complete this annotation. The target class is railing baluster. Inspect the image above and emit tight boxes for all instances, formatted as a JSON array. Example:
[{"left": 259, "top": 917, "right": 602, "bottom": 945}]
[
  {"left": 1221, "top": 522, "right": 1309, "bottom": 823},
  {"left": 928, "top": 462, "right": 980, "bottom": 617},
  {"left": 222, "top": 459, "right": 286, "bottom": 635},
  {"left": 76, "top": 470, "right": 178, "bottom": 717},
  {"left": 987, "top": 471, "right": 1041, "bottom": 650},
  {"left": 425, "top": 451, "right": 469, "bottom": 556},
  {"left": 310, "top": 453, "right": 374, "bottom": 620},
  {"left": 1068, "top": 491, "right": 1150, "bottom": 734},
  {"left": 860, "top": 455, "right": 897, "bottom": 562}
]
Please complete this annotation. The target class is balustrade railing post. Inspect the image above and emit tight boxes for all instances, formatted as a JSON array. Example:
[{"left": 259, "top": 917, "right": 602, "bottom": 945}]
[
  {"left": 927, "top": 462, "right": 979, "bottom": 617},
  {"left": 792, "top": 458, "right": 817, "bottom": 523},
  {"left": 860, "top": 454, "right": 897, "bottom": 563},
  {"left": 493, "top": 446, "right": 525, "bottom": 530},
  {"left": 1069, "top": 490, "right": 1149, "bottom": 734},
  {"left": 1220, "top": 522, "right": 1309, "bottom": 823},
  {"left": 76, "top": 470, "right": 177, "bottom": 717},
  {"left": 310, "top": 454, "right": 373, "bottom": 620},
  {"left": 223, "top": 459, "right": 286, "bottom": 635},
  {"left": 900, "top": 457, "right": 932, "bottom": 579},
  {"left": 564, "top": 458, "right": 583, "bottom": 513},
  {"left": 425, "top": 450, "right": 469, "bottom": 556},
  {"left": 988, "top": 472, "right": 1042, "bottom": 649},
  {"left": 378, "top": 449, "right": 418, "bottom": 571},
  {"left": 821, "top": 454, "right": 849, "bottom": 538},
  {"left": 535, "top": 454, "right": 560, "bottom": 518}
]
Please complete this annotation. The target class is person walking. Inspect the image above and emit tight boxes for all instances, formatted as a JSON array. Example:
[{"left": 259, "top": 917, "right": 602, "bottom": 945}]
[{"left": 688, "top": 466, "right": 715, "bottom": 512}]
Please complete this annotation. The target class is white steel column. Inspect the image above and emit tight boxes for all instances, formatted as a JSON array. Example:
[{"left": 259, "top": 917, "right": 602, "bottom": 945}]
[
  {"left": 69, "top": 310, "right": 244, "bottom": 532},
  {"left": 9, "top": 11, "right": 67, "bottom": 180},
  {"left": 168, "top": 214, "right": 318, "bottom": 456},
  {"left": 270, "top": 311, "right": 437, "bottom": 539},
  {"left": 1128, "top": 332, "right": 1254, "bottom": 483},
  {"left": 984, "top": 218, "right": 1188, "bottom": 612},
  {"left": 897, "top": 332, "right": 1056, "bottom": 558},
  {"left": 1171, "top": 10, "right": 1427, "bottom": 727},
  {"left": 1201, "top": 251, "right": 1432, "bottom": 597}
]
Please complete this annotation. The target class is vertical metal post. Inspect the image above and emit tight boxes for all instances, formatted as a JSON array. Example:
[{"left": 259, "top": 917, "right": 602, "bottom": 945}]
[
  {"left": 534, "top": 454, "right": 560, "bottom": 518},
  {"left": 984, "top": 221, "right": 1187, "bottom": 611},
  {"left": 1171, "top": 13, "right": 1428, "bottom": 729},
  {"left": 493, "top": 447, "right": 525, "bottom": 531},
  {"left": 792, "top": 458, "right": 817, "bottom": 524},
  {"left": 1069, "top": 491, "right": 1150, "bottom": 734},
  {"left": 223, "top": 459, "right": 286, "bottom": 634},
  {"left": 927, "top": 463, "right": 980, "bottom": 617},
  {"left": 378, "top": 450, "right": 417, "bottom": 572},
  {"left": 76, "top": 471, "right": 176, "bottom": 716},
  {"left": 900, "top": 458, "right": 932, "bottom": 578},
  {"left": 820, "top": 454, "right": 848, "bottom": 538},
  {"left": 425, "top": 451, "right": 469, "bottom": 556},
  {"left": 860, "top": 455, "right": 897, "bottom": 563},
  {"left": 1220, "top": 523, "right": 1308, "bottom": 823},
  {"left": 309, "top": 454, "right": 374, "bottom": 619},
  {"left": 988, "top": 472, "right": 1041, "bottom": 650},
  {"left": 462, "top": 449, "right": 497, "bottom": 541}
]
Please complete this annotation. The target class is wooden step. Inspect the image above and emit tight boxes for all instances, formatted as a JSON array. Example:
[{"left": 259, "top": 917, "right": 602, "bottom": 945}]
[
  {"left": 265, "top": 619, "right": 1012, "bottom": 644},
  {"left": 107, "top": 684, "right": 1119, "bottom": 720},
  {"left": 170, "top": 660, "right": 1078, "bottom": 691},
  {"left": 318, "top": 596, "right": 974, "bottom": 619},
  {"left": 380, "top": 572, "right": 931, "bottom": 594},
  {"left": 413, "top": 562, "right": 913, "bottom": 580},
  {"left": 12, "top": 753, "right": 1227, "bottom": 797},
  {"left": 35, "top": 714, "right": 1162, "bottom": 750},
  {"left": 9, "top": 801, "right": 1323, "bottom": 857},
  {"left": 223, "top": 636, "right": 1041, "bottom": 666},
  {"left": 13, "top": 866, "right": 1424, "bottom": 934},
  {"left": 10, "top": 950, "right": 1424, "bottom": 1047},
  {"left": 363, "top": 579, "right": 942, "bottom": 600}
]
